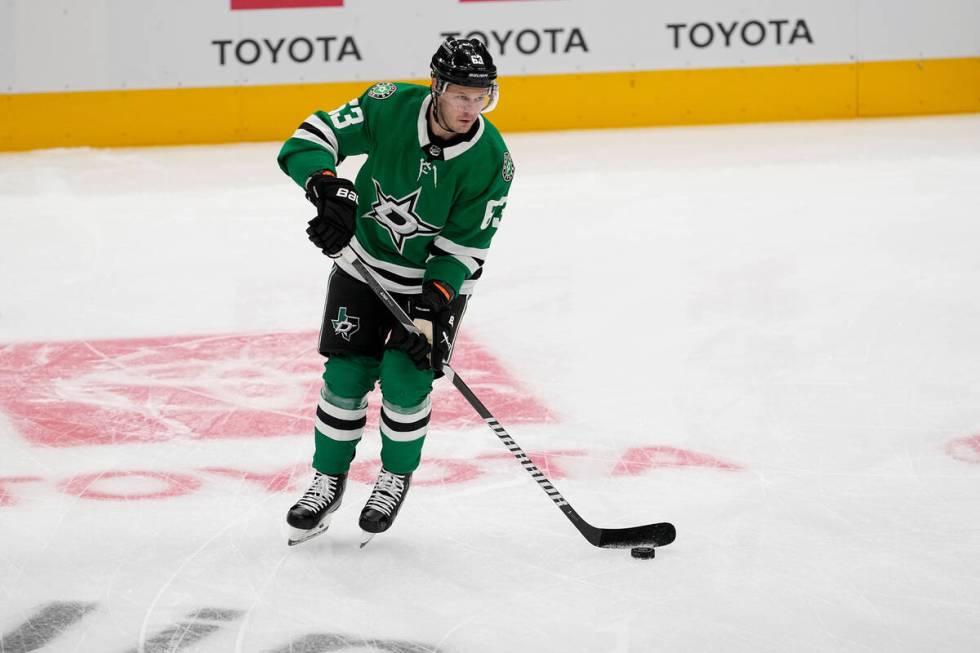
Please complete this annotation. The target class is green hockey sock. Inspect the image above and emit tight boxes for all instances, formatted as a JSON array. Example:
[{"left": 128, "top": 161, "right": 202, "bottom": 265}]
[{"left": 312, "top": 355, "right": 379, "bottom": 474}]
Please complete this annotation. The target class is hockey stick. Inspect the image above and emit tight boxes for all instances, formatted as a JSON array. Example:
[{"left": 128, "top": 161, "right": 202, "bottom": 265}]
[{"left": 337, "top": 247, "right": 676, "bottom": 549}]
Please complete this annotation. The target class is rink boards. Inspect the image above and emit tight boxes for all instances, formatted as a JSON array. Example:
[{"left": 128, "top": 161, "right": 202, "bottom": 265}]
[{"left": 1, "top": 0, "right": 979, "bottom": 149}]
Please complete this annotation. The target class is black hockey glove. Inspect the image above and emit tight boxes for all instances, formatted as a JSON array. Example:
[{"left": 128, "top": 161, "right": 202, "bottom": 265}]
[
  {"left": 386, "top": 329, "right": 432, "bottom": 371},
  {"left": 305, "top": 170, "right": 358, "bottom": 257},
  {"left": 412, "top": 280, "right": 456, "bottom": 375},
  {"left": 386, "top": 280, "right": 455, "bottom": 374}
]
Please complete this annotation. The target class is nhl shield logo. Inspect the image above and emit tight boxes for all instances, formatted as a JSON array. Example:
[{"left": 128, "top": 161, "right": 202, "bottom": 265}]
[{"left": 332, "top": 307, "right": 360, "bottom": 341}]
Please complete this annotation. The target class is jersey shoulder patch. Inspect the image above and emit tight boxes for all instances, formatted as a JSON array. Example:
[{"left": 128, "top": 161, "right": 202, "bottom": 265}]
[
  {"left": 367, "top": 82, "right": 398, "bottom": 100},
  {"left": 502, "top": 151, "right": 515, "bottom": 182}
]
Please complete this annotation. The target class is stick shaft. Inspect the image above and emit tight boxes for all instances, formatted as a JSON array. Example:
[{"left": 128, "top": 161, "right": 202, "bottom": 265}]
[
  {"left": 336, "top": 247, "right": 676, "bottom": 549},
  {"left": 339, "top": 247, "right": 574, "bottom": 510}
]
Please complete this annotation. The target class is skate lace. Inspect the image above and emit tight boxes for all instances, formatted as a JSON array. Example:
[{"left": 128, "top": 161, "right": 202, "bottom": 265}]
[
  {"left": 364, "top": 471, "right": 406, "bottom": 516},
  {"left": 296, "top": 473, "right": 338, "bottom": 512}
]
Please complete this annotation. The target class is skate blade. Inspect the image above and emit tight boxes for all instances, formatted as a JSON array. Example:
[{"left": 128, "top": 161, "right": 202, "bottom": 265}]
[
  {"left": 359, "top": 531, "right": 376, "bottom": 549},
  {"left": 287, "top": 516, "right": 332, "bottom": 547}
]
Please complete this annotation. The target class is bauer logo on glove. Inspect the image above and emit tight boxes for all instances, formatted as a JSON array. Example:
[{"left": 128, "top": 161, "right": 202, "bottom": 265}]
[{"left": 305, "top": 170, "right": 358, "bottom": 257}]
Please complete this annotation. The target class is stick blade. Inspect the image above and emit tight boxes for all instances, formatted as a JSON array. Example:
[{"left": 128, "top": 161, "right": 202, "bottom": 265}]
[{"left": 591, "top": 522, "right": 676, "bottom": 549}]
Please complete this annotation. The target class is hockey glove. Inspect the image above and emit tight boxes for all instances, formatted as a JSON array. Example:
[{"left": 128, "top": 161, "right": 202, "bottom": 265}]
[
  {"left": 386, "top": 329, "right": 432, "bottom": 371},
  {"left": 385, "top": 280, "right": 455, "bottom": 373},
  {"left": 411, "top": 280, "right": 456, "bottom": 375},
  {"left": 305, "top": 170, "right": 358, "bottom": 257}
]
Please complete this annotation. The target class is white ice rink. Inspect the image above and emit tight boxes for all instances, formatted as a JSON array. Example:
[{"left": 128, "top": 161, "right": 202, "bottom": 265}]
[{"left": 1, "top": 115, "right": 979, "bottom": 652}]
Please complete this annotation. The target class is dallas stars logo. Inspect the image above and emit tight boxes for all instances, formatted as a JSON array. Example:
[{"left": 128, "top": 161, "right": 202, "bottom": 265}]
[
  {"left": 368, "top": 82, "right": 397, "bottom": 100},
  {"left": 502, "top": 151, "right": 515, "bottom": 182},
  {"left": 331, "top": 307, "right": 360, "bottom": 341},
  {"left": 367, "top": 179, "right": 439, "bottom": 253}
]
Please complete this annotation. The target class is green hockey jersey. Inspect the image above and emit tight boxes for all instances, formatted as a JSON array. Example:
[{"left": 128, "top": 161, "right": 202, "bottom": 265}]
[{"left": 278, "top": 82, "right": 514, "bottom": 296}]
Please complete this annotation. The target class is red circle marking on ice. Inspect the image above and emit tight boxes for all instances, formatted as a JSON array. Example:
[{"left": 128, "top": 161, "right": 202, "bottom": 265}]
[
  {"left": 409, "top": 458, "right": 482, "bottom": 486},
  {"left": 61, "top": 471, "right": 202, "bottom": 500},
  {"left": 946, "top": 435, "right": 980, "bottom": 464}
]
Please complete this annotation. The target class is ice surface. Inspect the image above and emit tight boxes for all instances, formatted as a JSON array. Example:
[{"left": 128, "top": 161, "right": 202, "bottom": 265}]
[{"left": 1, "top": 116, "right": 979, "bottom": 652}]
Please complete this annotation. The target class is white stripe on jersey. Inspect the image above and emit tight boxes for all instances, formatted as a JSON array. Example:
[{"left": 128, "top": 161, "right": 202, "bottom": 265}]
[
  {"left": 427, "top": 252, "right": 480, "bottom": 275},
  {"left": 291, "top": 129, "right": 337, "bottom": 160},
  {"left": 433, "top": 236, "right": 489, "bottom": 260},
  {"left": 335, "top": 256, "right": 422, "bottom": 295},
  {"left": 338, "top": 240, "right": 480, "bottom": 296},
  {"left": 429, "top": 237, "right": 484, "bottom": 274},
  {"left": 351, "top": 239, "right": 425, "bottom": 279},
  {"left": 455, "top": 254, "right": 482, "bottom": 274},
  {"left": 306, "top": 113, "right": 339, "bottom": 156}
]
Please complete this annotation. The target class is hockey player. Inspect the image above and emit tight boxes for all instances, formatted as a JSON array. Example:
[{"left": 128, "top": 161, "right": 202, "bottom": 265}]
[{"left": 278, "top": 38, "right": 514, "bottom": 546}]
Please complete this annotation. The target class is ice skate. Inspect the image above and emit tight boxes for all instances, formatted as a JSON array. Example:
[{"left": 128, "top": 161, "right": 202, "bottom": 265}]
[
  {"left": 358, "top": 468, "right": 412, "bottom": 547},
  {"left": 286, "top": 472, "right": 347, "bottom": 546}
]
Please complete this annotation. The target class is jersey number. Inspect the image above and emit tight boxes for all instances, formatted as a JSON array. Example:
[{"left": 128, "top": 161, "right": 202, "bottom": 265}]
[
  {"left": 329, "top": 99, "right": 364, "bottom": 129},
  {"left": 481, "top": 197, "right": 507, "bottom": 229}
]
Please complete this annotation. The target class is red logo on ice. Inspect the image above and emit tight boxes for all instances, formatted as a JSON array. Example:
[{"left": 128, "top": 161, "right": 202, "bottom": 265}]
[
  {"left": 231, "top": 0, "right": 343, "bottom": 10},
  {"left": 0, "top": 331, "right": 553, "bottom": 448}
]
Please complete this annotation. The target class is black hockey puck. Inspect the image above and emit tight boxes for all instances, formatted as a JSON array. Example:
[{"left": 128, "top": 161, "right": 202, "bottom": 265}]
[{"left": 630, "top": 546, "right": 656, "bottom": 559}]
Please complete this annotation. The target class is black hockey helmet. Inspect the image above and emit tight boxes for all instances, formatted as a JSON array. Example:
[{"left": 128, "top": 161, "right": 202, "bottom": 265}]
[
  {"left": 430, "top": 37, "right": 499, "bottom": 114},
  {"left": 430, "top": 37, "right": 498, "bottom": 88}
]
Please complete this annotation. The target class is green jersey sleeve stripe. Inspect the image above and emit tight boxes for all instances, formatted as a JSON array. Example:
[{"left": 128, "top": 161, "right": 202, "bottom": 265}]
[
  {"left": 299, "top": 114, "right": 339, "bottom": 154},
  {"left": 290, "top": 129, "right": 338, "bottom": 161},
  {"left": 432, "top": 236, "right": 489, "bottom": 259},
  {"left": 427, "top": 251, "right": 481, "bottom": 275},
  {"left": 305, "top": 114, "right": 338, "bottom": 150},
  {"left": 429, "top": 240, "right": 484, "bottom": 275},
  {"left": 454, "top": 256, "right": 481, "bottom": 275}
]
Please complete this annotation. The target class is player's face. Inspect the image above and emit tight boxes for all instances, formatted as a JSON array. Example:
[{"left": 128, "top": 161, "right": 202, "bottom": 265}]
[{"left": 438, "top": 84, "right": 492, "bottom": 131}]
